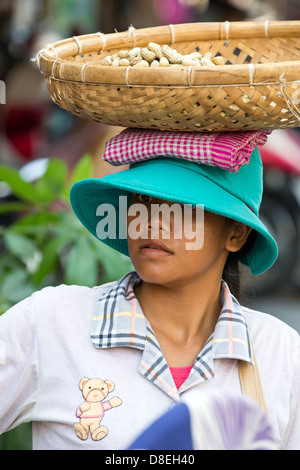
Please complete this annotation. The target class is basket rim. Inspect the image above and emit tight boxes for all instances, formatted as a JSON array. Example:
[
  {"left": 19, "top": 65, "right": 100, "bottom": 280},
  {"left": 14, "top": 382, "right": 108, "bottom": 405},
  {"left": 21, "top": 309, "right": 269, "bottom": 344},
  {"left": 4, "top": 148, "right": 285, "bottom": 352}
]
[{"left": 35, "top": 20, "right": 300, "bottom": 88}]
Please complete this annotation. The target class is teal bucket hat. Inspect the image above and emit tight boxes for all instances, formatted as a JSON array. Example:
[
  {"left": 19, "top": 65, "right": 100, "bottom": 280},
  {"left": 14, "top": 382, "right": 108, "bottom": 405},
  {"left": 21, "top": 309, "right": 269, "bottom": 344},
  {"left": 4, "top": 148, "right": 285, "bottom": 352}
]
[{"left": 70, "top": 147, "right": 278, "bottom": 275}]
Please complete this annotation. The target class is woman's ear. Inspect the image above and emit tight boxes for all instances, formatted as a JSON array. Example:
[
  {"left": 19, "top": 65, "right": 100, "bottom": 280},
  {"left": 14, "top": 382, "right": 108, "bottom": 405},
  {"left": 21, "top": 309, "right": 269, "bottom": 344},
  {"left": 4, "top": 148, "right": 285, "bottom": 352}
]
[{"left": 225, "top": 222, "right": 252, "bottom": 253}]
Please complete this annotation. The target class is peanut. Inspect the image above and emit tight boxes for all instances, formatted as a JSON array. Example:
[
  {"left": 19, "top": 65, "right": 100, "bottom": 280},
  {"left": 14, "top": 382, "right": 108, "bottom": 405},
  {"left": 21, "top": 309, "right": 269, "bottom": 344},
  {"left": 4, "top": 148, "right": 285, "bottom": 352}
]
[
  {"left": 159, "top": 57, "right": 170, "bottom": 67},
  {"left": 119, "top": 58, "right": 130, "bottom": 66},
  {"left": 111, "top": 58, "right": 120, "bottom": 66},
  {"left": 128, "top": 47, "right": 141, "bottom": 59},
  {"left": 212, "top": 55, "right": 225, "bottom": 65},
  {"left": 147, "top": 42, "right": 163, "bottom": 59},
  {"left": 101, "top": 56, "right": 112, "bottom": 66},
  {"left": 102, "top": 43, "right": 225, "bottom": 68},
  {"left": 133, "top": 59, "right": 150, "bottom": 67},
  {"left": 201, "top": 52, "right": 215, "bottom": 66},
  {"left": 184, "top": 52, "right": 202, "bottom": 60},
  {"left": 130, "top": 56, "right": 143, "bottom": 66},
  {"left": 150, "top": 60, "right": 160, "bottom": 67},
  {"left": 162, "top": 45, "right": 181, "bottom": 64},
  {"left": 118, "top": 50, "right": 129, "bottom": 59},
  {"left": 141, "top": 47, "right": 156, "bottom": 63},
  {"left": 181, "top": 57, "right": 200, "bottom": 66}
]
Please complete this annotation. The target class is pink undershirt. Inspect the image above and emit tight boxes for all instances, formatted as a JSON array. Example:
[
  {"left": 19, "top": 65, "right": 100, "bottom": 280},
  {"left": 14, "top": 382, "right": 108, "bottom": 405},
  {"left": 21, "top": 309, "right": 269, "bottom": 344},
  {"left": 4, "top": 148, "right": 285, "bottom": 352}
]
[{"left": 169, "top": 366, "right": 193, "bottom": 389}]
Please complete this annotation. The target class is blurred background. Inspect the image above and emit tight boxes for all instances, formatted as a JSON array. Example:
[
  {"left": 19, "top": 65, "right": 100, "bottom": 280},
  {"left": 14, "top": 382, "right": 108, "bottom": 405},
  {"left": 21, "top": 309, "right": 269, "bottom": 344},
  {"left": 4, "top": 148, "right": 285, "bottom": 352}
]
[{"left": 0, "top": 0, "right": 300, "bottom": 450}]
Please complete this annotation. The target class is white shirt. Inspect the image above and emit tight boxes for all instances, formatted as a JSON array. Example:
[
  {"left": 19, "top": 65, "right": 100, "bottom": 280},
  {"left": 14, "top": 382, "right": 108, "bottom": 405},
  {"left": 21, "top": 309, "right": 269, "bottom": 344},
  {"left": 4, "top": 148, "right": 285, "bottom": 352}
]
[{"left": 0, "top": 272, "right": 299, "bottom": 450}]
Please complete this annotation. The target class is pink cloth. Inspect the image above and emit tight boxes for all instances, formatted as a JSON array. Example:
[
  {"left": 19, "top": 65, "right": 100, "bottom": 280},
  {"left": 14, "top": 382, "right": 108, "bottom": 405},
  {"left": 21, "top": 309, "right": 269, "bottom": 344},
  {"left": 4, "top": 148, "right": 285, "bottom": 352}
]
[
  {"left": 169, "top": 366, "right": 193, "bottom": 389},
  {"left": 76, "top": 400, "right": 112, "bottom": 419},
  {"left": 102, "top": 128, "right": 270, "bottom": 172}
]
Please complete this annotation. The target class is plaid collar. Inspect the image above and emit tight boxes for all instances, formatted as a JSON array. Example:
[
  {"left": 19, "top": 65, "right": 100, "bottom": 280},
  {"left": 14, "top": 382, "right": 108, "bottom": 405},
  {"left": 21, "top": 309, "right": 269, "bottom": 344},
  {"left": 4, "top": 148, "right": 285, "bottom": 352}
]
[{"left": 91, "top": 271, "right": 253, "bottom": 400}]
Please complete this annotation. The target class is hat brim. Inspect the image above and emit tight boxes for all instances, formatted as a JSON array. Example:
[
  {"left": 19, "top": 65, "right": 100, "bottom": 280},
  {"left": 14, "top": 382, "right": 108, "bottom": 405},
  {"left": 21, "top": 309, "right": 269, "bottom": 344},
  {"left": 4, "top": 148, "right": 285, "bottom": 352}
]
[{"left": 70, "top": 159, "right": 278, "bottom": 275}]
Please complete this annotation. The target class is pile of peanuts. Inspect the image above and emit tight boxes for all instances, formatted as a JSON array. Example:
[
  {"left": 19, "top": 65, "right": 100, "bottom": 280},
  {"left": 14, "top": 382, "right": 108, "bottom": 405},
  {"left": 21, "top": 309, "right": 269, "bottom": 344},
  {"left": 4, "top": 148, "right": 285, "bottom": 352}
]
[{"left": 101, "top": 42, "right": 225, "bottom": 67}]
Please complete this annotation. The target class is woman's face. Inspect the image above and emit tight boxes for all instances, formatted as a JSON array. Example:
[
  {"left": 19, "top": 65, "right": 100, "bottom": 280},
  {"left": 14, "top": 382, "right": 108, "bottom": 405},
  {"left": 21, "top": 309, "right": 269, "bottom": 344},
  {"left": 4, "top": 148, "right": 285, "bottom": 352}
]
[{"left": 127, "top": 193, "right": 244, "bottom": 288}]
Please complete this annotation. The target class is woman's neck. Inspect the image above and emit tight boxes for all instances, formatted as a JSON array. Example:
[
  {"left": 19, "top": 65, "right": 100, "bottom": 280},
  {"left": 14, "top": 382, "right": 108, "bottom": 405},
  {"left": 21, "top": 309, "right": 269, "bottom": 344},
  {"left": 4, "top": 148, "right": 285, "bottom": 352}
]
[{"left": 134, "top": 273, "right": 223, "bottom": 367}]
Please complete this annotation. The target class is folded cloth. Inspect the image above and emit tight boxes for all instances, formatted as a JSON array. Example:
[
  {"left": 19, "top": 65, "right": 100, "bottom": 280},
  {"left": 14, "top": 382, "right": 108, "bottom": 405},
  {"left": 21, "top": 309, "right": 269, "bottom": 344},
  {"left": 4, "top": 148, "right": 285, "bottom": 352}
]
[{"left": 102, "top": 128, "right": 271, "bottom": 172}]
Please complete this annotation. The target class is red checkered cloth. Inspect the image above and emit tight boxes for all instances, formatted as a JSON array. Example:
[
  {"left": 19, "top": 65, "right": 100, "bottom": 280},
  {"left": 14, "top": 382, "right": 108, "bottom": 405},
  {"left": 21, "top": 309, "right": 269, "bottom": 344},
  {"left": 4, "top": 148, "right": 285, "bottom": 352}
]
[{"left": 102, "top": 128, "right": 270, "bottom": 172}]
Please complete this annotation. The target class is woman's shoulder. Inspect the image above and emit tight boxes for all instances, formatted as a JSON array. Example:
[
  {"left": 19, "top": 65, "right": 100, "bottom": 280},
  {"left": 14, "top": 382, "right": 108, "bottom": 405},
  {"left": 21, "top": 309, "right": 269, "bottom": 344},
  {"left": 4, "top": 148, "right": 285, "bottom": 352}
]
[
  {"left": 242, "top": 304, "right": 299, "bottom": 335},
  {"left": 31, "top": 271, "right": 135, "bottom": 312},
  {"left": 32, "top": 280, "right": 118, "bottom": 302},
  {"left": 2, "top": 279, "right": 120, "bottom": 325},
  {"left": 241, "top": 304, "right": 300, "bottom": 356},
  {"left": 32, "top": 280, "right": 120, "bottom": 319}
]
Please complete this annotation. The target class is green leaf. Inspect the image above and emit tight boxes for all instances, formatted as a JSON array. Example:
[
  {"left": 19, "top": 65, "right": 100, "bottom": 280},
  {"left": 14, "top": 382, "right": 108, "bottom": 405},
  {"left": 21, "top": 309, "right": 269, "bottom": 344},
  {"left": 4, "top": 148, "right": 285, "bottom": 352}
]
[
  {"left": 34, "top": 158, "right": 67, "bottom": 203},
  {"left": 0, "top": 422, "right": 32, "bottom": 450},
  {"left": 90, "top": 237, "right": 133, "bottom": 282},
  {"left": 70, "top": 154, "right": 93, "bottom": 185},
  {"left": 0, "top": 300, "right": 12, "bottom": 316},
  {"left": 4, "top": 231, "right": 36, "bottom": 259},
  {"left": 65, "top": 236, "right": 98, "bottom": 287},
  {"left": 0, "top": 202, "right": 30, "bottom": 214},
  {"left": 0, "top": 165, "right": 39, "bottom": 203},
  {"left": 63, "top": 154, "right": 94, "bottom": 198},
  {"left": 14, "top": 212, "right": 59, "bottom": 228},
  {"left": 52, "top": 210, "right": 86, "bottom": 237},
  {"left": 32, "top": 233, "right": 72, "bottom": 284},
  {"left": 0, "top": 269, "right": 35, "bottom": 303}
]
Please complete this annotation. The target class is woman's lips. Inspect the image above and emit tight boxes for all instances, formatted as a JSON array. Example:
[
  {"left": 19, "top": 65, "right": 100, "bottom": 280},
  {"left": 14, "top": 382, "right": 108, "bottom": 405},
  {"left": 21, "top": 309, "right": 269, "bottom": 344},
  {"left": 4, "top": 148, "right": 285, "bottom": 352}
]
[{"left": 139, "top": 240, "right": 173, "bottom": 257}]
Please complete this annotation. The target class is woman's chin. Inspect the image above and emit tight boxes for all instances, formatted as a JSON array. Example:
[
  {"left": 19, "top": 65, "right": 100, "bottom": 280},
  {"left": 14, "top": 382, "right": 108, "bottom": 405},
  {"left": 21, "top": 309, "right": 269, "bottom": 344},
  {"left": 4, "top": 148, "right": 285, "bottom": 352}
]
[{"left": 133, "top": 265, "right": 176, "bottom": 286}]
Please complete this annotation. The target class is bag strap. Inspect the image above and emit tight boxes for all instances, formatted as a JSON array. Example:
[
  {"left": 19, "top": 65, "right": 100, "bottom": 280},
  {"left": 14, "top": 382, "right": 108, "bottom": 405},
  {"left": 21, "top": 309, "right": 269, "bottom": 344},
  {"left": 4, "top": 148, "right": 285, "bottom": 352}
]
[{"left": 238, "top": 349, "right": 267, "bottom": 414}]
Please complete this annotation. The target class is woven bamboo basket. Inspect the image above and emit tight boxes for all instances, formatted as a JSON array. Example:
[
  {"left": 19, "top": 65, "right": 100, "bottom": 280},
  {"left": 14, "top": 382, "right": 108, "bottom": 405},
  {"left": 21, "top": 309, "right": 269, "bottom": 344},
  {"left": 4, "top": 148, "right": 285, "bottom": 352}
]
[{"left": 36, "top": 21, "right": 300, "bottom": 132}]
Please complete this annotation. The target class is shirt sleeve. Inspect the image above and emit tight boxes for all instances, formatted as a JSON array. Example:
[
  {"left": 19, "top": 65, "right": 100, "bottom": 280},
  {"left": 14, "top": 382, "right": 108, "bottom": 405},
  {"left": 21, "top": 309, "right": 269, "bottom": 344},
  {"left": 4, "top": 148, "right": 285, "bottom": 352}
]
[
  {"left": 0, "top": 294, "right": 38, "bottom": 434},
  {"left": 103, "top": 401, "right": 113, "bottom": 411}
]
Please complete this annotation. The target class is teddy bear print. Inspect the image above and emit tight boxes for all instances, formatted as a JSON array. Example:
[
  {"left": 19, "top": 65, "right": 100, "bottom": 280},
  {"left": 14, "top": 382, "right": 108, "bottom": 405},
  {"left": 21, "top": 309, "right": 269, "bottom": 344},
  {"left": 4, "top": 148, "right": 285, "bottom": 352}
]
[{"left": 74, "top": 377, "right": 122, "bottom": 441}]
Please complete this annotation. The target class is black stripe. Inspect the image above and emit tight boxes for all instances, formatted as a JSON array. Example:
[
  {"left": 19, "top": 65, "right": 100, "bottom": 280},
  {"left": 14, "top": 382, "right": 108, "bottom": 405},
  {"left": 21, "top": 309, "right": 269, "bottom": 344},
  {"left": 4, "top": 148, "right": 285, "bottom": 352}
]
[
  {"left": 92, "top": 340, "right": 145, "bottom": 349},
  {"left": 143, "top": 355, "right": 165, "bottom": 378},
  {"left": 193, "top": 359, "right": 214, "bottom": 379},
  {"left": 91, "top": 332, "right": 146, "bottom": 341},
  {"left": 106, "top": 341, "right": 145, "bottom": 349},
  {"left": 220, "top": 308, "right": 245, "bottom": 318},
  {"left": 145, "top": 335, "right": 161, "bottom": 352},
  {"left": 150, "top": 363, "right": 168, "bottom": 382},
  {"left": 198, "top": 343, "right": 213, "bottom": 357},
  {"left": 99, "top": 279, "right": 129, "bottom": 347}
]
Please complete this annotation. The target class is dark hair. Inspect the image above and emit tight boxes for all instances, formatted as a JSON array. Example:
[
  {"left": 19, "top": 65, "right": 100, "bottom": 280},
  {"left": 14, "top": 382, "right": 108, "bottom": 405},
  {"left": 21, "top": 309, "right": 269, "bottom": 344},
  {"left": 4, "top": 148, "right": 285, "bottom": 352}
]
[{"left": 222, "top": 229, "right": 257, "bottom": 302}]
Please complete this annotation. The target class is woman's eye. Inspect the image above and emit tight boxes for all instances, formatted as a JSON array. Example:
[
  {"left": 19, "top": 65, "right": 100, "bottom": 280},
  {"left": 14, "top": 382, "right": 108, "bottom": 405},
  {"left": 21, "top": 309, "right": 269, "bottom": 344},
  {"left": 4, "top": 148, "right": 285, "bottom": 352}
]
[{"left": 134, "top": 194, "right": 153, "bottom": 203}]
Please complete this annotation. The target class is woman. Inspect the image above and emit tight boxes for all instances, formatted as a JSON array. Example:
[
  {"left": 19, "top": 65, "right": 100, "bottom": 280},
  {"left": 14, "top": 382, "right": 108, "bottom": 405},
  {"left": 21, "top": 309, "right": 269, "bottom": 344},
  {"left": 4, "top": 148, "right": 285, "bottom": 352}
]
[{"left": 0, "top": 134, "right": 299, "bottom": 450}]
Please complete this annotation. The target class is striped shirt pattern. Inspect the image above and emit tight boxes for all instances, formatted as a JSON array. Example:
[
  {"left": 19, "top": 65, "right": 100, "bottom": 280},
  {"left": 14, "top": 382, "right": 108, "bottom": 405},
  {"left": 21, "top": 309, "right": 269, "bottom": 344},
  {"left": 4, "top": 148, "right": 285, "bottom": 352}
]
[
  {"left": 101, "top": 127, "right": 270, "bottom": 172},
  {"left": 91, "top": 272, "right": 253, "bottom": 400}
]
